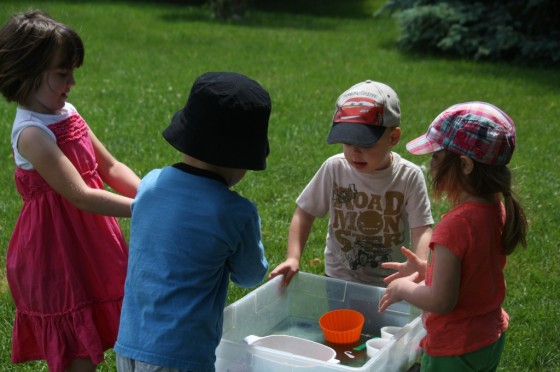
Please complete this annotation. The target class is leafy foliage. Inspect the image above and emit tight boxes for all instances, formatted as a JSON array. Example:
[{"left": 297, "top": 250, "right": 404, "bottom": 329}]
[{"left": 376, "top": 0, "right": 560, "bottom": 66}]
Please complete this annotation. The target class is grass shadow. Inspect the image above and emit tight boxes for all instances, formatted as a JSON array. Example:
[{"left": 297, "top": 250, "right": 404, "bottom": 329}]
[
  {"left": 19, "top": 0, "right": 377, "bottom": 31},
  {"left": 396, "top": 48, "right": 560, "bottom": 90},
  {"left": 131, "top": 0, "right": 376, "bottom": 20}
]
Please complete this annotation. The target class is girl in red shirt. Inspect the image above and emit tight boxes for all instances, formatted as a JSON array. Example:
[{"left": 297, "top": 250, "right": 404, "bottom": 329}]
[{"left": 379, "top": 102, "right": 527, "bottom": 372}]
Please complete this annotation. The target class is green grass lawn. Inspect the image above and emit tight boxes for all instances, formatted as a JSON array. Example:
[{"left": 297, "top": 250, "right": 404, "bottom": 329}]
[{"left": 0, "top": 0, "right": 559, "bottom": 370}]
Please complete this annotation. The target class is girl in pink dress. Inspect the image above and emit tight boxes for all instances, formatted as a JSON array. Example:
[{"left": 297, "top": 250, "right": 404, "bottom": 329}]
[{"left": 0, "top": 10, "right": 140, "bottom": 372}]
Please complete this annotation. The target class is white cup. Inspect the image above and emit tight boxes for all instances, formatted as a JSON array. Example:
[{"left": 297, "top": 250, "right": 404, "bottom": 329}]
[
  {"left": 366, "top": 338, "right": 390, "bottom": 357},
  {"left": 380, "top": 326, "right": 402, "bottom": 339}
]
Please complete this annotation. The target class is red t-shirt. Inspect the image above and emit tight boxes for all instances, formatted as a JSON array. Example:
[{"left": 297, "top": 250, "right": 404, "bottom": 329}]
[{"left": 420, "top": 202, "right": 509, "bottom": 356}]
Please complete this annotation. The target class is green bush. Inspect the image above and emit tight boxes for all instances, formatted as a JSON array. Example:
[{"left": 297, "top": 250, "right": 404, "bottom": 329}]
[{"left": 376, "top": 0, "right": 560, "bottom": 66}]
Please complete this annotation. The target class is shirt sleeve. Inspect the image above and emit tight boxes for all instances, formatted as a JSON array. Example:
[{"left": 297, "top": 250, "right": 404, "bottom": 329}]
[
  {"left": 405, "top": 166, "right": 434, "bottom": 228},
  {"left": 296, "top": 158, "right": 334, "bottom": 218},
  {"left": 227, "top": 211, "right": 268, "bottom": 288},
  {"left": 431, "top": 212, "right": 470, "bottom": 260}
]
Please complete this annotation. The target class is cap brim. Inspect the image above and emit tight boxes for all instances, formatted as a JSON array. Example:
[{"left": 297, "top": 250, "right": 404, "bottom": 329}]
[
  {"left": 406, "top": 135, "right": 443, "bottom": 155},
  {"left": 327, "top": 123, "right": 386, "bottom": 147}
]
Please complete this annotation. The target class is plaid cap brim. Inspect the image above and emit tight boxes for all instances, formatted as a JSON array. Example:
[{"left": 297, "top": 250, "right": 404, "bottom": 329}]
[{"left": 406, "top": 132, "right": 443, "bottom": 155}]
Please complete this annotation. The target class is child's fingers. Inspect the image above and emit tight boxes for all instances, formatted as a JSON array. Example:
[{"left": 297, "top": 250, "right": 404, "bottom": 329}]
[
  {"left": 268, "top": 263, "right": 289, "bottom": 280},
  {"left": 380, "top": 262, "right": 400, "bottom": 271},
  {"left": 401, "top": 246, "right": 417, "bottom": 260},
  {"left": 282, "top": 270, "right": 298, "bottom": 286},
  {"left": 383, "top": 271, "right": 400, "bottom": 284},
  {"left": 378, "top": 293, "right": 392, "bottom": 312}
]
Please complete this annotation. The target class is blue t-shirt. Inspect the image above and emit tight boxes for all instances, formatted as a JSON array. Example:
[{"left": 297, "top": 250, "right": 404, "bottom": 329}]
[{"left": 114, "top": 164, "right": 268, "bottom": 371}]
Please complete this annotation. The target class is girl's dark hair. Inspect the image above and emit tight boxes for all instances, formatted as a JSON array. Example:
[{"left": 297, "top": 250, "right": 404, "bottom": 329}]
[
  {"left": 432, "top": 150, "right": 528, "bottom": 255},
  {"left": 0, "top": 10, "right": 84, "bottom": 104}
]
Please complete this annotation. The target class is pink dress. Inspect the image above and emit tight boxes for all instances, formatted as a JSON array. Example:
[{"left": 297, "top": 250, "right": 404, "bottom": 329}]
[{"left": 7, "top": 108, "right": 128, "bottom": 372}]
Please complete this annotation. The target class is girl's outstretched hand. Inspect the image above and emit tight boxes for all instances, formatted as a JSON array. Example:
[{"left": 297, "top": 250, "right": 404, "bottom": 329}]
[
  {"left": 378, "top": 271, "right": 419, "bottom": 312},
  {"left": 382, "top": 246, "right": 426, "bottom": 285}
]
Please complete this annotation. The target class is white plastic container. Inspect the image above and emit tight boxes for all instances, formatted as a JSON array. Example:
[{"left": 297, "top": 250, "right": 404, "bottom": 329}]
[
  {"left": 244, "top": 334, "right": 340, "bottom": 364},
  {"left": 215, "top": 272, "right": 425, "bottom": 371},
  {"left": 381, "top": 326, "right": 403, "bottom": 339},
  {"left": 366, "top": 338, "right": 391, "bottom": 357}
]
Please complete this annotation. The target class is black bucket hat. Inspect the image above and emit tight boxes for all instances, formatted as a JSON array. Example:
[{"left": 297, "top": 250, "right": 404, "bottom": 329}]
[{"left": 163, "top": 72, "right": 271, "bottom": 170}]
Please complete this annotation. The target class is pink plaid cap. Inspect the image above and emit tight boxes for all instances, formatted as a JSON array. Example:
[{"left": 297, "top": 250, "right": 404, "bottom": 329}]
[{"left": 406, "top": 102, "right": 516, "bottom": 165}]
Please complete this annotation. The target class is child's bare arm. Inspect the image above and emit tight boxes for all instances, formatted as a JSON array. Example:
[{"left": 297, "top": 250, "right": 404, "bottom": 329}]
[
  {"left": 18, "top": 127, "right": 134, "bottom": 217},
  {"left": 90, "top": 129, "right": 140, "bottom": 198},
  {"left": 411, "top": 224, "right": 432, "bottom": 261},
  {"left": 268, "top": 206, "right": 315, "bottom": 286}
]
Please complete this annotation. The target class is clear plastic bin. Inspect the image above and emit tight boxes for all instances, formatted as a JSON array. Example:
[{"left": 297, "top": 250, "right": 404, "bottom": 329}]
[{"left": 216, "top": 272, "right": 425, "bottom": 371}]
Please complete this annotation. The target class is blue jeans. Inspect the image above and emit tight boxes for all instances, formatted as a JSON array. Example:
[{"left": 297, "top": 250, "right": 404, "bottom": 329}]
[{"left": 116, "top": 355, "right": 193, "bottom": 372}]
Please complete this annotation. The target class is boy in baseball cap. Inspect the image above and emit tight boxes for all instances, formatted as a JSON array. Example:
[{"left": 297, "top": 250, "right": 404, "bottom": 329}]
[
  {"left": 270, "top": 80, "right": 433, "bottom": 287},
  {"left": 115, "top": 72, "right": 270, "bottom": 371}
]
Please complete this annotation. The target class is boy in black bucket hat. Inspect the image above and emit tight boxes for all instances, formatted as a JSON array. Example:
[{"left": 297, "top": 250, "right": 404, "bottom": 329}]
[{"left": 115, "top": 72, "right": 271, "bottom": 372}]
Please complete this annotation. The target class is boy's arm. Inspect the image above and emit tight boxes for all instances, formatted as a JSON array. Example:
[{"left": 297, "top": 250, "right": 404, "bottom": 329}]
[
  {"left": 410, "top": 225, "right": 432, "bottom": 282},
  {"left": 229, "top": 214, "right": 268, "bottom": 288},
  {"left": 268, "top": 206, "right": 315, "bottom": 286},
  {"left": 411, "top": 224, "right": 432, "bottom": 260}
]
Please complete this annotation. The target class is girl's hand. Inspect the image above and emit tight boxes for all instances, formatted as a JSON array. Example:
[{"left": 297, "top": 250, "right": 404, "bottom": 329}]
[
  {"left": 382, "top": 246, "right": 426, "bottom": 284},
  {"left": 380, "top": 244, "right": 461, "bottom": 314},
  {"left": 378, "top": 272, "right": 419, "bottom": 312}
]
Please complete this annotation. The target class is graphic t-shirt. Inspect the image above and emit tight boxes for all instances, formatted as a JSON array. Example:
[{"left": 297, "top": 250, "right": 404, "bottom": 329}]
[{"left": 297, "top": 152, "right": 433, "bottom": 286}]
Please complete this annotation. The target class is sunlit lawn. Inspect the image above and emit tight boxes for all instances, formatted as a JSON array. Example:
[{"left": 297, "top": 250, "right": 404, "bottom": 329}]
[{"left": 0, "top": 0, "right": 558, "bottom": 370}]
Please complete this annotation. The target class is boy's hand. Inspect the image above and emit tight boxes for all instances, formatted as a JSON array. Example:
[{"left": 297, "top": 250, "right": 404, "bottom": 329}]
[
  {"left": 382, "top": 246, "right": 426, "bottom": 284},
  {"left": 268, "top": 258, "right": 300, "bottom": 286}
]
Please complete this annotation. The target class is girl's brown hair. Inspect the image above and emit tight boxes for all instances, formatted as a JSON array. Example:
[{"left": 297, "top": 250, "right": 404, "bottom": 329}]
[
  {"left": 0, "top": 10, "right": 84, "bottom": 104},
  {"left": 432, "top": 150, "right": 527, "bottom": 255}
]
